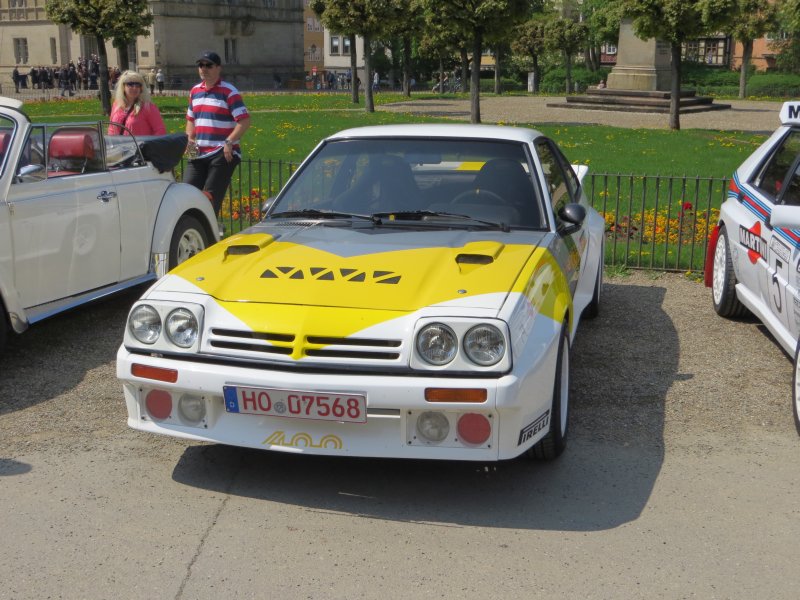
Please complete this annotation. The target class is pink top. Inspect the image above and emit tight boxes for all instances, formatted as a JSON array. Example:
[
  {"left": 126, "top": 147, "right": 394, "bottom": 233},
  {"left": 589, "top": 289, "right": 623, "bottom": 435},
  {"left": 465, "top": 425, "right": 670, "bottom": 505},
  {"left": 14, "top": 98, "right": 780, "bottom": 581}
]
[{"left": 108, "top": 102, "right": 167, "bottom": 136}]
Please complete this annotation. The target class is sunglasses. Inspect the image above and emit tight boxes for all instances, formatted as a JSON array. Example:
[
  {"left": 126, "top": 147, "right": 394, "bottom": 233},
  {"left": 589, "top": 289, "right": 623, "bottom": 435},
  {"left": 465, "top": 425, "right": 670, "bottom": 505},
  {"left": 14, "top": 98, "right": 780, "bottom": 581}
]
[
  {"left": 124, "top": 81, "right": 142, "bottom": 87},
  {"left": 197, "top": 62, "right": 216, "bottom": 68}
]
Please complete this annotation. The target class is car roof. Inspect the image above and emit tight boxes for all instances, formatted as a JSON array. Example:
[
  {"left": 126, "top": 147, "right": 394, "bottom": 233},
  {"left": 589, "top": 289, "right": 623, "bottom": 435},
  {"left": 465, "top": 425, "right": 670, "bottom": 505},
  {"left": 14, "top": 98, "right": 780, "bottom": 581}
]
[
  {"left": 0, "top": 95, "right": 23, "bottom": 110},
  {"left": 327, "top": 123, "right": 544, "bottom": 144}
]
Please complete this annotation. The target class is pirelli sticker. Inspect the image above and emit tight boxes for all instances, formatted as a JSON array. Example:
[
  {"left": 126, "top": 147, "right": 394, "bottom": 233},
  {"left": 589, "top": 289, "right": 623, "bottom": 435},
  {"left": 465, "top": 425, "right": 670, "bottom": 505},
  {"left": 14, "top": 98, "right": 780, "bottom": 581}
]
[{"left": 518, "top": 410, "right": 550, "bottom": 445}]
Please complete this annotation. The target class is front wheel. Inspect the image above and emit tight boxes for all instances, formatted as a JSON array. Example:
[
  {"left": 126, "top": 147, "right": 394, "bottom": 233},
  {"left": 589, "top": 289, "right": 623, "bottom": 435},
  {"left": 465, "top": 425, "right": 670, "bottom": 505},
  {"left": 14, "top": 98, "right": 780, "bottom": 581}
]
[
  {"left": 528, "top": 322, "right": 570, "bottom": 460},
  {"left": 711, "top": 226, "right": 748, "bottom": 318},
  {"left": 792, "top": 342, "right": 800, "bottom": 436},
  {"left": 169, "top": 215, "right": 209, "bottom": 270}
]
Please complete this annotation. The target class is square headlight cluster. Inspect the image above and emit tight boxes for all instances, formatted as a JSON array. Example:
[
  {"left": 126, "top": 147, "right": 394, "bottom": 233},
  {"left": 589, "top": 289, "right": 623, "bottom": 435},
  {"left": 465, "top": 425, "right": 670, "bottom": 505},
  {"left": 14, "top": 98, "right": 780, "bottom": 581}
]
[
  {"left": 124, "top": 301, "right": 205, "bottom": 354},
  {"left": 411, "top": 318, "right": 511, "bottom": 372}
]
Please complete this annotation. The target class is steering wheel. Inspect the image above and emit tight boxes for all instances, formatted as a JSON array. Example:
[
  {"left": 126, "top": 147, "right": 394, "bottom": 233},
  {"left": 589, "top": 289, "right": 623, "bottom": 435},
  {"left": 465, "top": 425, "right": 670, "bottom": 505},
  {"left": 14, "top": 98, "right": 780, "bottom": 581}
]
[{"left": 452, "top": 188, "right": 508, "bottom": 205}]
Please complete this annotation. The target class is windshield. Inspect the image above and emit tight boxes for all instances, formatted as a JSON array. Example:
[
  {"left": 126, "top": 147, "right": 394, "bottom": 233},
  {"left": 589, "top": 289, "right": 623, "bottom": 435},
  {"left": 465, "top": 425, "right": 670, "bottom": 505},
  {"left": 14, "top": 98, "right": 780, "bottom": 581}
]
[{"left": 270, "top": 138, "right": 545, "bottom": 229}]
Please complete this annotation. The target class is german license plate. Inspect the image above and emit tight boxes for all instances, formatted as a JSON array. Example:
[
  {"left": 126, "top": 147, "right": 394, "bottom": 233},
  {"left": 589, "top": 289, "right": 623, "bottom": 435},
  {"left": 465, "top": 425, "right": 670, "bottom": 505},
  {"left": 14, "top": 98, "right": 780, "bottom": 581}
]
[{"left": 223, "top": 385, "right": 367, "bottom": 424}]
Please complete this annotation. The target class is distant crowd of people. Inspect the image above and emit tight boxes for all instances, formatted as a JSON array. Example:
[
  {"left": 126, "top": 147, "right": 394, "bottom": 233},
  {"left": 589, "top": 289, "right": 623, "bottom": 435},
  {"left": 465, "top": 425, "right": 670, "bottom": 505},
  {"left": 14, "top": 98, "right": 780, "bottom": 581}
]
[{"left": 11, "top": 56, "right": 165, "bottom": 97}]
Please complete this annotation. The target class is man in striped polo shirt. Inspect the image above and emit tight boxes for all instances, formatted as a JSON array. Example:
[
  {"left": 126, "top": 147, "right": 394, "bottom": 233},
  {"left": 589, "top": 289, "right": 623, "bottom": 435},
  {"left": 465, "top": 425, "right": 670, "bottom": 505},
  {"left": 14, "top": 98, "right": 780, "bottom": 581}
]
[{"left": 184, "top": 50, "right": 250, "bottom": 217}]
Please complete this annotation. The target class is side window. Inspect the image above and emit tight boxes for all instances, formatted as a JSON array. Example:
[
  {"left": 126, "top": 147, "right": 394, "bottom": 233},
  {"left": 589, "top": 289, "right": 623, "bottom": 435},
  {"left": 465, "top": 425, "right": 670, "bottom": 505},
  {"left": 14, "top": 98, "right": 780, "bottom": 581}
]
[
  {"left": 753, "top": 129, "right": 800, "bottom": 200},
  {"left": 15, "top": 125, "right": 46, "bottom": 183},
  {"left": 781, "top": 161, "right": 800, "bottom": 206},
  {"left": 535, "top": 139, "right": 574, "bottom": 217},
  {"left": 0, "top": 116, "right": 16, "bottom": 177}
]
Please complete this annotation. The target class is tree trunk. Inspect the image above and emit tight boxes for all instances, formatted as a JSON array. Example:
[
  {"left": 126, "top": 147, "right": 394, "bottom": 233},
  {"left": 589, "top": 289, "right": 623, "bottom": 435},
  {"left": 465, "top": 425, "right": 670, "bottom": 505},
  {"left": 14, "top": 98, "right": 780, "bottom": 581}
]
[
  {"left": 350, "top": 34, "right": 358, "bottom": 104},
  {"left": 494, "top": 46, "right": 501, "bottom": 95},
  {"left": 460, "top": 47, "right": 469, "bottom": 92},
  {"left": 437, "top": 56, "right": 444, "bottom": 94},
  {"left": 739, "top": 38, "right": 753, "bottom": 100},
  {"left": 564, "top": 50, "right": 572, "bottom": 94},
  {"left": 403, "top": 35, "right": 412, "bottom": 97},
  {"left": 97, "top": 35, "right": 112, "bottom": 116},
  {"left": 115, "top": 40, "right": 129, "bottom": 72},
  {"left": 531, "top": 54, "right": 540, "bottom": 93},
  {"left": 670, "top": 42, "right": 682, "bottom": 131},
  {"left": 364, "top": 33, "right": 374, "bottom": 113},
  {"left": 470, "top": 29, "right": 482, "bottom": 124}
]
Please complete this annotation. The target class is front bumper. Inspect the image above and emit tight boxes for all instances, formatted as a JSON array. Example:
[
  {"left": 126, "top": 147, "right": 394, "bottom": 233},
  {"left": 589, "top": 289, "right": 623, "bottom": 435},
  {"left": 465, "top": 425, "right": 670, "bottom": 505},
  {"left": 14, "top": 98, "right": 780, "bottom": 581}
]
[{"left": 116, "top": 339, "right": 559, "bottom": 461}]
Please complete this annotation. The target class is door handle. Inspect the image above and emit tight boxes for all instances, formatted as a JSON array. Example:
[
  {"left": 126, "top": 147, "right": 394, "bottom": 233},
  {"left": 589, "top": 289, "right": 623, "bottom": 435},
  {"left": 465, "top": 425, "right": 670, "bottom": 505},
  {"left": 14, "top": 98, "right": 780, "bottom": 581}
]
[{"left": 97, "top": 190, "right": 117, "bottom": 202}]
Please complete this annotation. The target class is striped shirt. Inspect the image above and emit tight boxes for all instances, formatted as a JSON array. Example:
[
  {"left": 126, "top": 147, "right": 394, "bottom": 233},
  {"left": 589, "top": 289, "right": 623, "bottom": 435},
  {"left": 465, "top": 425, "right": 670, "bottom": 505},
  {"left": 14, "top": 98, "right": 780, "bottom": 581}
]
[{"left": 186, "top": 79, "right": 248, "bottom": 157}]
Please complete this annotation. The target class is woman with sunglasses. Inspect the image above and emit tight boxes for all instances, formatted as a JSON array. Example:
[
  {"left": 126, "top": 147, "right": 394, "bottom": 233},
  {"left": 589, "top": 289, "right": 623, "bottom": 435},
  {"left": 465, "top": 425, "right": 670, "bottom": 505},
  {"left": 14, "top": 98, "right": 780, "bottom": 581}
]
[{"left": 107, "top": 70, "right": 166, "bottom": 136}]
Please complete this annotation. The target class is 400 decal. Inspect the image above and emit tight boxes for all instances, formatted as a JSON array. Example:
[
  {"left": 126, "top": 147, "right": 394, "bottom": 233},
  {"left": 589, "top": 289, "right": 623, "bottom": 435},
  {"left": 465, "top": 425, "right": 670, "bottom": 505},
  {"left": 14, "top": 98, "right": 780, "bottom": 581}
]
[{"left": 262, "top": 430, "right": 343, "bottom": 449}]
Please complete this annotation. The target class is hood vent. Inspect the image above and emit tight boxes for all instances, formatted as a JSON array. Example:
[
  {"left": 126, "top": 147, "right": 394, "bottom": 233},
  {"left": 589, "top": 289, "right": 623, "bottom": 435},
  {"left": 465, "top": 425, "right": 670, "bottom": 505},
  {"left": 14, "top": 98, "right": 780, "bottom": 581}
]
[
  {"left": 456, "top": 253, "right": 493, "bottom": 265},
  {"left": 260, "top": 266, "right": 402, "bottom": 284}
]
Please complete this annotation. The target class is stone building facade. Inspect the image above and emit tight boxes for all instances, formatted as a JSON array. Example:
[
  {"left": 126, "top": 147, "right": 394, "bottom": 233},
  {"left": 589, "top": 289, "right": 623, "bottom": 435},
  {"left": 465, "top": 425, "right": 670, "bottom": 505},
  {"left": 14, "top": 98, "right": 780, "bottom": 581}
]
[{"left": 0, "top": 0, "right": 304, "bottom": 93}]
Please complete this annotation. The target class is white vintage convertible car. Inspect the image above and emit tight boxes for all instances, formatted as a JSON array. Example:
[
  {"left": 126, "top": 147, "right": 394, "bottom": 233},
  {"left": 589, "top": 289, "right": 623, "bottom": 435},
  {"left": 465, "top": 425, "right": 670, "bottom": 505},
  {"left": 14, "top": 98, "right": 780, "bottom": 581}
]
[
  {"left": 117, "top": 124, "right": 605, "bottom": 462},
  {"left": 0, "top": 97, "right": 219, "bottom": 353}
]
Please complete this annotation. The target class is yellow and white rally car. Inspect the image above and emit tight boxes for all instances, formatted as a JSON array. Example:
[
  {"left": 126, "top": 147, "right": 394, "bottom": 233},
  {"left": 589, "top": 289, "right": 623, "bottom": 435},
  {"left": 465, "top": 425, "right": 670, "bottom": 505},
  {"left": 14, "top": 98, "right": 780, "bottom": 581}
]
[{"left": 117, "top": 124, "right": 605, "bottom": 462}]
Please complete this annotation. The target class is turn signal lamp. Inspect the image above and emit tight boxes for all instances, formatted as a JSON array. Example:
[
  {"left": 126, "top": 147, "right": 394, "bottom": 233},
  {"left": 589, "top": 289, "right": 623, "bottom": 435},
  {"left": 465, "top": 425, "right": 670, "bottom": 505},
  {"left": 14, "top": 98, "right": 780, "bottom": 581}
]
[
  {"left": 425, "top": 388, "right": 487, "bottom": 403},
  {"left": 131, "top": 363, "right": 178, "bottom": 383}
]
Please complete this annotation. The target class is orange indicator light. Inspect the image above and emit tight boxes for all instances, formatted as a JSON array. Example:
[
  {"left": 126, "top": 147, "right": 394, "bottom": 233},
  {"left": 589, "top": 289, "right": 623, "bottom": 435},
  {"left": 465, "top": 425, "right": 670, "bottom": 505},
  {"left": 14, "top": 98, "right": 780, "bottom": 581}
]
[
  {"left": 424, "top": 388, "right": 487, "bottom": 403},
  {"left": 131, "top": 363, "right": 178, "bottom": 383}
]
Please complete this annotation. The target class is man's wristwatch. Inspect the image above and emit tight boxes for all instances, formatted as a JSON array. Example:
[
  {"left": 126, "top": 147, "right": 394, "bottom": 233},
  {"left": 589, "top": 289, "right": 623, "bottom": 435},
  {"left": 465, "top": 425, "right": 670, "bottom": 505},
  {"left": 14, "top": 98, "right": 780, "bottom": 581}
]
[{"left": 224, "top": 139, "right": 234, "bottom": 146}]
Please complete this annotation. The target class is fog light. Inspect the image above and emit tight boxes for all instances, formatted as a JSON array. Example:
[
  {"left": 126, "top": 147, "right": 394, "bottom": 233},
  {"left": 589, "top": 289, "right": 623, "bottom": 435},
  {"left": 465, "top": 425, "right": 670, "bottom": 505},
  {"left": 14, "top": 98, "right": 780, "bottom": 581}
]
[
  {"left": 416, "top": 411, "right": 450, "bottom": 443},
  {"left": 145, "top": 389, "right": 172, "bottom": 420},
  {"left": 457, "top": 413, "right": 491, "bottom": 445},
  {"left": 178, "top": 394, "right": 206, "bottom": 424}
]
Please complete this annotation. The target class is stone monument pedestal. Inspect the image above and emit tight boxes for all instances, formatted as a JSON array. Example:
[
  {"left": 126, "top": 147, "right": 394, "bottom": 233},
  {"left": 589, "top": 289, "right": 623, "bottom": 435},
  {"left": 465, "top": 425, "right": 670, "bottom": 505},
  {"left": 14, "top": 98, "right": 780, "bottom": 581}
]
[{"left": 607, "top": 19, "right": 671, "bottom": 92}]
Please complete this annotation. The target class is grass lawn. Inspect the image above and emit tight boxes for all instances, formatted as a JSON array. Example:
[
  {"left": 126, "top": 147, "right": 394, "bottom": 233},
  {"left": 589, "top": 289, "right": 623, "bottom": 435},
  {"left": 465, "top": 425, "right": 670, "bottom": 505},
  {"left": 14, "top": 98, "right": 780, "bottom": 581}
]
[{"left": 20, "top": 92, "right": 766, "bottom": 178}]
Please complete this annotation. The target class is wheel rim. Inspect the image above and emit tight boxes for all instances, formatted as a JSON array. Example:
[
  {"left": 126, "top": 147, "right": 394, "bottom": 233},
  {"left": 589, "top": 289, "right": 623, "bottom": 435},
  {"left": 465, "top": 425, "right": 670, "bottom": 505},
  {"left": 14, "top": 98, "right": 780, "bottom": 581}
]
[
  {"left": 176, "top": 228, "right": 205, "bottom": 264},
  {"left": 712, "top": 234, "right": 727, "bottom": 305},
  {"left": 559, "top": 342, "right": 569, "bottom": 435}
]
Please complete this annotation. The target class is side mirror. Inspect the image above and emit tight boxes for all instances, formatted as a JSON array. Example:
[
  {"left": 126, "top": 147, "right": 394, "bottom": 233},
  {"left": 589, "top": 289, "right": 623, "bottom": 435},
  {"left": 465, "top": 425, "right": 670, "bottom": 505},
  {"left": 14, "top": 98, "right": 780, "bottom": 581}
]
[
  {"left": 17, "top": 163, "right": 45, "bottom": 182},
  {"left": 261, "top": 197, "right": 275, "bottom": 215},
  {"left": 769, "top": 204, "right": 800, "bottom": 229},
  {"left": 557, "top": 203, "right": 586, "bottom": 236}
]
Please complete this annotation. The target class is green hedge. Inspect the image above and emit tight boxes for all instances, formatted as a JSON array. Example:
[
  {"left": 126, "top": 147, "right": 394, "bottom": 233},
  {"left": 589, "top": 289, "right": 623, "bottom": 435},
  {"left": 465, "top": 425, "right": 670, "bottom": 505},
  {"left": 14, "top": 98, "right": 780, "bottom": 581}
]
[{"left": 539, "top": 66, "right": 612, "bottom": 94}]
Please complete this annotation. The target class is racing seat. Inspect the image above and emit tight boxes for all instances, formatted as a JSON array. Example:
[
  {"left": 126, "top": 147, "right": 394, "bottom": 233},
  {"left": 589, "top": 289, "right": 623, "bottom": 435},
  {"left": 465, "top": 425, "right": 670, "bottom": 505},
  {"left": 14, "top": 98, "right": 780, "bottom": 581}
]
[
  {"left": 334, "top": 154, "right": 421, "bottom": 213},
  {"left": 48, "top": 129, "right": 101, "bottom": 176},
  {"left": 471, "top": 158, "right": 541, "bottom": 227}
]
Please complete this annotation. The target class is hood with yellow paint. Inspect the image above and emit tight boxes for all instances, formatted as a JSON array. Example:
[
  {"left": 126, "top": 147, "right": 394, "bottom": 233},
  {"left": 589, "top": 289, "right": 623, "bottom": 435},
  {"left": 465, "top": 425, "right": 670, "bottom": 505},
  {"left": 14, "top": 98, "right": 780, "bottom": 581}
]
[{"left": 167, "top": 224, "right": 549, "bottom": 312}]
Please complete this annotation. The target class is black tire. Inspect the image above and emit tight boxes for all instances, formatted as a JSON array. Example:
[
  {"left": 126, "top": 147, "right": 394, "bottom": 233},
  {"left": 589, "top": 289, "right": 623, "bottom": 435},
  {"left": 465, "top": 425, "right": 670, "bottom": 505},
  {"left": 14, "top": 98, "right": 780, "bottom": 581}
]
[
  {"left": 168, "top": 215, "right": 209, "bottom": 271},
  {"left": 583, "top": 259, "right": 602, "bottom": 320},
  {"left": 528, "top": 322, "right": 570, "bottom": 460},
  {"left": 711, "top": 226, "right": 749, "bottom": 318},
  {"left": 793, "top": 342, "right": 800, "bottom": 436},
  {"left": 0, "top": 307, "right": 7, "bottom": 356}
]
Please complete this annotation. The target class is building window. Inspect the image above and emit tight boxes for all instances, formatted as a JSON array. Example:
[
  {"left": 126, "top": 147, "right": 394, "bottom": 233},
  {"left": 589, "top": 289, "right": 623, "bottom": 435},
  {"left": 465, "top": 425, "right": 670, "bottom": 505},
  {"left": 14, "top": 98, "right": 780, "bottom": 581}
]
[
  {"left": 602, "top": 43, "right": 617, "bottom": 55},
  {"left": 314, "top": 18, "right": 321, "bottom": 32},
  {"left": 13, "top": 38, "right": 28, "bottom": 64},
  {"left": 342, "top": 36, "right": 351, "bottom": 56},
  {"left": 330, "top": 36, "right": 340, "bottom": 56},
  {"left": 10, "top": 0, "right": 27, "bottom": 6},
  {"left": 307, "top": 18, "right": 313, "bottom": 31},
  {"left": 683, "top": 38, "right": 727, "bottom": 66},
  {"left": 50, "top": 37, "right": 57, "bottom": 64},
  {"left": 224, "top": 38, "right": 238, "bottom": 64}
]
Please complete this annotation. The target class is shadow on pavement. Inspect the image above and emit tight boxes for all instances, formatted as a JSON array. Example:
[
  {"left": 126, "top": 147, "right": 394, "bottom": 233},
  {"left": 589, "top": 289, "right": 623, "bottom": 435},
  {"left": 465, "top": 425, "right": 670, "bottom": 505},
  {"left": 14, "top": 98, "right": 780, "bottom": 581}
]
[{"left": 173, "top": 280, "right": 676, "bottom": 532}]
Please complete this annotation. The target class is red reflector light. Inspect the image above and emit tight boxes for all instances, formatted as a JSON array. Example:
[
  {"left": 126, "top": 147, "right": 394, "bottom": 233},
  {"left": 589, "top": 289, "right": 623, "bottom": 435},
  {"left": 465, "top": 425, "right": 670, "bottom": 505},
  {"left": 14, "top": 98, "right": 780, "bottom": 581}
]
[
  {"left": 132, "top": 363, "right": 178, "bottom": 383},
  {"left": 145, "top": 389, "right": 173, "bottom": 420},
  {"left": 457, "top": 413, "right": 491, "bottom": 445},
  {"left": 425, "top": 388, "right": 487, "bottom": 403}
]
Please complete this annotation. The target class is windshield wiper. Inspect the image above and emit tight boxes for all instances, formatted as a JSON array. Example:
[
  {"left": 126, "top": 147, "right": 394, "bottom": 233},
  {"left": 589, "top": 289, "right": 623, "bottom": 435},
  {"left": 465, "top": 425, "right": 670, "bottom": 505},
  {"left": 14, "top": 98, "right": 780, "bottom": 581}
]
[
  {"left": 372, "top": 210, "right": 510, "bottom": 232},
  {"left": 268, "top": 209, "right": 380, "bottom": 223}
]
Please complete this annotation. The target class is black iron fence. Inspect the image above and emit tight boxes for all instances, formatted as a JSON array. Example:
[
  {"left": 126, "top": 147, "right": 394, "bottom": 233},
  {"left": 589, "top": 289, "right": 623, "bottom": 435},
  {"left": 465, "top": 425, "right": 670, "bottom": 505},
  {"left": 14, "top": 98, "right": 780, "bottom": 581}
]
[{"left": 179, "top": 159, "right": 729, "bottom": 273}]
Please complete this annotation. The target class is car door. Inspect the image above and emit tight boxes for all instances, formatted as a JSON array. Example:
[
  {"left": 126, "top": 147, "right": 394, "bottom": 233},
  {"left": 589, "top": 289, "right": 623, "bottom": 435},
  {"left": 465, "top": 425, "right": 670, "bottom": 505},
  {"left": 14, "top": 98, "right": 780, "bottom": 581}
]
[
  {"left": 534, "top": 139, "right": 585, "bottom": 293},
  {"left": 747, "top": 128, "right": 800, "bottom": 337},
  {"left": 8, "top": 125, "right": 121, "bottom": 309}
]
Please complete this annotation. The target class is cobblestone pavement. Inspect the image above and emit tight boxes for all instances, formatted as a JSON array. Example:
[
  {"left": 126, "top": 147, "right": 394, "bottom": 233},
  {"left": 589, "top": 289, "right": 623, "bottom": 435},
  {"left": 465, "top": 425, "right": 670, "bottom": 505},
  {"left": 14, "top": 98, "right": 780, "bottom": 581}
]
[{"left": 380, "top": 95, "right": 780, "bottom": 133}]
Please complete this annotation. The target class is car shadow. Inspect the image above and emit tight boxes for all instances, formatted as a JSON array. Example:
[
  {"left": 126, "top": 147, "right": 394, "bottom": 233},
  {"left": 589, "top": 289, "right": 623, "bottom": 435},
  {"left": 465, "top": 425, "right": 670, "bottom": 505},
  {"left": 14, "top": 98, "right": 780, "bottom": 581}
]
[
  {"left": 0, "top": 288, "right": 142, "bottom": 416},
  {"left": 172, "top": 280, "right": 676, "bottom": 532}
]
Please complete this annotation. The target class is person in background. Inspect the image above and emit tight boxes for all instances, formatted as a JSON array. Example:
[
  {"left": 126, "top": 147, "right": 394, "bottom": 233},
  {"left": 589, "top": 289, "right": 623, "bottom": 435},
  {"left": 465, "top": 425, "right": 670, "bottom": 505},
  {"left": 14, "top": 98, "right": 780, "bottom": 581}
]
[
  {"left": 107, "top": 70, "right": 166, "bottom": 136},
  {"left": 597, "top": 79, "right": 606, "bottom": 89},
  {"left": 184, "top": 50, "right": 250, "bottom": 217},
  {"left": 12, "top": 66, "right": 20, "bottom": 93},
  {"left": 155, "top": 68, "right": 165, "bottom": 95},
  {"left": 145, "top": 68, "right": 156, "bottom": 95}
]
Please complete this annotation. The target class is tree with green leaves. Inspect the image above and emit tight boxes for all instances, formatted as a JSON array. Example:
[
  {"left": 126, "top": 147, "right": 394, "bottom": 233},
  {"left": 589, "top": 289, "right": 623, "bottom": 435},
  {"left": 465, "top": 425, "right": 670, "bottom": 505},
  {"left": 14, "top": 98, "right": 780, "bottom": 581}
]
[
  {"left": 624, "top": 0, "right": 736, "bottom": 130},
  {"left": 772, "top": 0, "right": 800, "bottom": 72},
  {"left": 418, "top": 0, "right": 529, "bottom": 123},
  {"left": 582, "top": 0, "right": 625, "bottom": 71},
  {"left": 45, "top": 0, "right": 153, "bottom": 116},
  {"left": 310, "top": 0, "right": 395, "bottom": 112},
  {"left": 544, "top": 15, "right": 589, "bottom": 95},
  {"left": 726, "top": 0, "right": 777, "bottom": 98},
  {"left": 511, "top": 16, "right": 549, "bottom": 93}
]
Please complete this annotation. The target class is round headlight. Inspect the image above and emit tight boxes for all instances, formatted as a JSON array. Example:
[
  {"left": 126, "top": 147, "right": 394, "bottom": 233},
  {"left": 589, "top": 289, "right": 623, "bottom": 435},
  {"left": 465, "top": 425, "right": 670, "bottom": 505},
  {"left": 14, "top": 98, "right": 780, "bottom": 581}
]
[
  {"left": 165, "top": 308, "right": 199, "bottom": 348},
  {"left": 416, "top": 411, "right": 450, "bottom": 443},
  {"left": 178, "top": 394, "right": 206, "bottom": 424},
  {"left": 129, "top": 304, "right": 161, "bottom": 344},
  {"left": 416, "top": 323, "right": 457, "bottom": 365},
  {"left": 463, "top": 324, "right": 505, "bottom": 366}
]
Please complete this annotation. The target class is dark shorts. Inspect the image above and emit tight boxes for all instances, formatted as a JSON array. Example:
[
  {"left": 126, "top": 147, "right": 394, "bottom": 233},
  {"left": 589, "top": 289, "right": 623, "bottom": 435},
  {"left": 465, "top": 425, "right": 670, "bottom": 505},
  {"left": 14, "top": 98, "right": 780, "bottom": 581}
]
[{"left": 183, "top": 151, "right": 240, "bottom": 216}]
